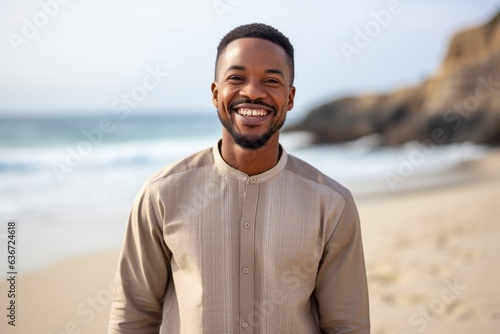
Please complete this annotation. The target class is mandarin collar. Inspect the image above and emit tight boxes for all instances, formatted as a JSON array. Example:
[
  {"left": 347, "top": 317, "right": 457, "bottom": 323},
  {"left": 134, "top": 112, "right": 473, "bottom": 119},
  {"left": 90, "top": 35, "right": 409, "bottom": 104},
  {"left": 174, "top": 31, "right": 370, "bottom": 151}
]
[{"left": 213, "top": 140, "right": 288, "bottom": 184}]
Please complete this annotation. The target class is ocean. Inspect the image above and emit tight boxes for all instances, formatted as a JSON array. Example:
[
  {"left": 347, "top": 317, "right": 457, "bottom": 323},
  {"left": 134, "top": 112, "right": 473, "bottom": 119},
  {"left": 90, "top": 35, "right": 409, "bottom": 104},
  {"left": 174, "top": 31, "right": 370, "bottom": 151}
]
[{"left": 0, "top": 113, "right": 488, "bottom": 274}]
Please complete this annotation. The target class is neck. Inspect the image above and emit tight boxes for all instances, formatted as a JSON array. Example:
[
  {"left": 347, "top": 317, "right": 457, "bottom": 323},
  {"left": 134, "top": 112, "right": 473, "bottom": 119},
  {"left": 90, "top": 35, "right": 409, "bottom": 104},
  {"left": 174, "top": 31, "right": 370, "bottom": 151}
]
[{"left": 220, "top": 131, "right": 281, "bottom": 176}]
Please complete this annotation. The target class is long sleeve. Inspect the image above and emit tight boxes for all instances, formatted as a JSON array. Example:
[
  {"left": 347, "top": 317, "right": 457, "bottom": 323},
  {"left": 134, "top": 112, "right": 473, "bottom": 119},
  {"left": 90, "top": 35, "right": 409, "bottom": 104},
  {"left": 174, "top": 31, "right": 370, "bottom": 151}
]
[
  {"left": 315, "top": 192, "right": 370, "bottom": 333},
  {"left": 108, "top": 182, "right": 171, "bottom": 334}
]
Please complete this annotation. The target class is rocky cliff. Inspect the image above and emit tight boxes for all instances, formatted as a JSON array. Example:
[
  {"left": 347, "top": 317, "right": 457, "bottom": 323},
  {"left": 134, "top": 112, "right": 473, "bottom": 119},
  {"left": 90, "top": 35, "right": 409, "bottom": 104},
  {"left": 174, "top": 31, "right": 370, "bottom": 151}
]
[{"left": 286, "top": 11, "right": 500, "bottom": 145}]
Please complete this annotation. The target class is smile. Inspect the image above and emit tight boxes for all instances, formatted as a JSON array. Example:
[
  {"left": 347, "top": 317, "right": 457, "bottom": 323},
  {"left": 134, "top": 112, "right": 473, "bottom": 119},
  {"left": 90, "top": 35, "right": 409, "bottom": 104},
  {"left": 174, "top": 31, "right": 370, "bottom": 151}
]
[{"left": 236, "top": 108, "right": 269, "bottom": 117}]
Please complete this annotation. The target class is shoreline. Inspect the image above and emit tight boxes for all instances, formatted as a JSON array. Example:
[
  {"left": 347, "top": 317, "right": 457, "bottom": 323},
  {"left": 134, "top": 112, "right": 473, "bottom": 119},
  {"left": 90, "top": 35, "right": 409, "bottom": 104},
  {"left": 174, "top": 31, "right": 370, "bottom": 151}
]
[
  {"left": 354, "top": 148, "right": 496, "bottom": 203},
  {"left": 1, "top": 150, "right": 499, "bottom": 333}
]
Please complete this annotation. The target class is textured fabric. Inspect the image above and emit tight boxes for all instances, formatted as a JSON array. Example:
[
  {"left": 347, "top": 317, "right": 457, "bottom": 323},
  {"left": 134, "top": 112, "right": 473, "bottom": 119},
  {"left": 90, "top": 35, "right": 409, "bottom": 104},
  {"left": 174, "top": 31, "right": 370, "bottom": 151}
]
[{"left": 108, "top": 141, "right": 370, "bottom": 334}]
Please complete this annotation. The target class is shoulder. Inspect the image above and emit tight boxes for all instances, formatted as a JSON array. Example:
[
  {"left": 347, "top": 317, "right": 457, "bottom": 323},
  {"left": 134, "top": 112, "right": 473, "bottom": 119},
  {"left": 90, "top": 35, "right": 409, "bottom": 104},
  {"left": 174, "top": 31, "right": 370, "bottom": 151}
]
[
  {"left": 284, "top": 152, "right": 354, "bottom": 202},
  {"left": 284, "top": 153, "right": 360, "bottom": 238},
  {"left": 144, "top": 146, "right": 215, "bottom": 188}
]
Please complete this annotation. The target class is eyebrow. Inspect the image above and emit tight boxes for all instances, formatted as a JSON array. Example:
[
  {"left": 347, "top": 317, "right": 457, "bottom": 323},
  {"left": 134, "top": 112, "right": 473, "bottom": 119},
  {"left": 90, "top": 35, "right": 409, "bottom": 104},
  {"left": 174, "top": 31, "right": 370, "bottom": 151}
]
[
  {"left": 225, "top": 65, "right": 285, "bottom": 78},
  {"left": 265, "top": 68, "right": 285, "bottom": 78}
]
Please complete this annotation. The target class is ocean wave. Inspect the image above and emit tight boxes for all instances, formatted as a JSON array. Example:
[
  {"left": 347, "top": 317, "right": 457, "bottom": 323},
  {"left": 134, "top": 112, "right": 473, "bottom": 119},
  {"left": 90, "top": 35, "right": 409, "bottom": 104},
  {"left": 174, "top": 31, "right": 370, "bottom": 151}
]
[
  {"left": 0, "top": 133, "right": 490, "bottom": 198},
  {"left": 0, "top": 136, "right": 221, "bottom": 173}
]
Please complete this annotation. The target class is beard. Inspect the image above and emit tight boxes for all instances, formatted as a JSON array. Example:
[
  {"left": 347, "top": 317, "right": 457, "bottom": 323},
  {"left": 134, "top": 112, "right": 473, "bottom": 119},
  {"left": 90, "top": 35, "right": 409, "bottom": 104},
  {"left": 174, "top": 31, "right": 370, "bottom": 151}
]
[{"left": 217, "top": 101, "right": 286, "bottom": 150}]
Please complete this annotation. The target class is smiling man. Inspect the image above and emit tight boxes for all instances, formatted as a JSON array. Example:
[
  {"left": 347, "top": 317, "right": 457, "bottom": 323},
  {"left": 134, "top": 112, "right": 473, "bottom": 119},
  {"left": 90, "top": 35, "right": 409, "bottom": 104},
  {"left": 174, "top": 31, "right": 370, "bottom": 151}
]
[{"left": 109, "top": 23, "right": 370, "bottom": 334}]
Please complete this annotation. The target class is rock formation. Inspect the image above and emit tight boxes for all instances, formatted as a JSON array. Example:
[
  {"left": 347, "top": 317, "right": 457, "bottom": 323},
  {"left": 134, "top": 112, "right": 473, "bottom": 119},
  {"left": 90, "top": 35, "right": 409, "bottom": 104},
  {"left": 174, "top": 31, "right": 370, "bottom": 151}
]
[{"left": 286, "top": 11, "right": 500, "bottom": 145}]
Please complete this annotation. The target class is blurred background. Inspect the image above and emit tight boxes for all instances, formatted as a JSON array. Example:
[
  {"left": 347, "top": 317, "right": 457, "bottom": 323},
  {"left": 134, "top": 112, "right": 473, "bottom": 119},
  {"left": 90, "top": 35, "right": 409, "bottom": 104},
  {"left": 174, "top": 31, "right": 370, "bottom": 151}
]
[{"left": 1, "top": 0, "right": 499, "bottom": 333}]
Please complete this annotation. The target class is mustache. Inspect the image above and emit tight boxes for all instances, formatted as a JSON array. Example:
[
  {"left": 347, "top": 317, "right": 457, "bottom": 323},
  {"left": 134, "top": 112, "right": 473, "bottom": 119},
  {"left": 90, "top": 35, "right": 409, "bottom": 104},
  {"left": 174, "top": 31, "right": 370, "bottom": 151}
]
[{"left": 229, "top": 99, "right": 277, "bottom": 113}]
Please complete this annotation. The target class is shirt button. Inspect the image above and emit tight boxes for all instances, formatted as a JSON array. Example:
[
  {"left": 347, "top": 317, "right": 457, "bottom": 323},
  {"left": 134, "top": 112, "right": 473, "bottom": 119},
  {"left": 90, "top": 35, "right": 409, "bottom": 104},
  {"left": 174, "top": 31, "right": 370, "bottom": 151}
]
[
  {"left": 249, "top": 177, "right": 256, "bottom": 183},
  {"left": 242, "top": 267, "right": 249, "bottom": 274},
  {"left": 244, "top": 222, "right": 251, "bottom": 229},
  {"left": 242, "top": 322, "right": 249, "bottom": 328}
]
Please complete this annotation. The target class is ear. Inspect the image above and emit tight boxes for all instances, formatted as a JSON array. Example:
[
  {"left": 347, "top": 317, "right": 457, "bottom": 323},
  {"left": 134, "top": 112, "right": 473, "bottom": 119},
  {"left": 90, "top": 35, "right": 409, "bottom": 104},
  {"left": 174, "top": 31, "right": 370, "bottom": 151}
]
[
  {"left": 211, "top": 82, "right": 218, "bottom": 108},
  {"left": 287, "top": 85, "right": 296, "bottom": 111}
]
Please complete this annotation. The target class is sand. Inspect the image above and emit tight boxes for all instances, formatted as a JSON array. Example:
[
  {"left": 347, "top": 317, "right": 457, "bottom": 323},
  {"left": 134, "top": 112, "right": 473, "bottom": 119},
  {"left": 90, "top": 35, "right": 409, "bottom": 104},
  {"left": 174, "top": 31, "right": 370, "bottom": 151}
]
[
  {"left": 1, "top": 151, "right": 499, "bottom": 334},
  {"left": 360, "top": 151, "right": 500, "bottom": 333}
]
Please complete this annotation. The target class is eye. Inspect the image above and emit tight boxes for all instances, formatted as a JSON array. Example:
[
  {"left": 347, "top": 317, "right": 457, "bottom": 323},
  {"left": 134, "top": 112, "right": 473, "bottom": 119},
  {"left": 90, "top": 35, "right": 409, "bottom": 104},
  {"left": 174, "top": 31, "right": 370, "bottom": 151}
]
[
  {"left": 227, "top": 75, "right": 244, "bottom": 82},
  {"left": 264, "top": 78, "right": 281, "bottom": 85}
]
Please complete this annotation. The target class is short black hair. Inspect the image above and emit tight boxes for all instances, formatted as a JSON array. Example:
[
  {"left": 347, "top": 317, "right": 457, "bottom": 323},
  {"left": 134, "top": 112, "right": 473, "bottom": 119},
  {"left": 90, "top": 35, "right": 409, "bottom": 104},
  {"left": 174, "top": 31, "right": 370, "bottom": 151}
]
[{"left": 215, "top": 23, "right": 295, "bottom": 84}]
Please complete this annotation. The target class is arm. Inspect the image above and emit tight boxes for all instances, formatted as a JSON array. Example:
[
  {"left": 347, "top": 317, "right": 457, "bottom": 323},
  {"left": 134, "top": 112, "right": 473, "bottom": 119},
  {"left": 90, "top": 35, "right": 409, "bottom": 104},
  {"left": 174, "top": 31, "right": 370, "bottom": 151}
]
[
  {"left": 315, "top": 192, "right": 370, "bottom": 334},
  {"left": 108, "top": 183, "right": 171, "bottom": 334}
]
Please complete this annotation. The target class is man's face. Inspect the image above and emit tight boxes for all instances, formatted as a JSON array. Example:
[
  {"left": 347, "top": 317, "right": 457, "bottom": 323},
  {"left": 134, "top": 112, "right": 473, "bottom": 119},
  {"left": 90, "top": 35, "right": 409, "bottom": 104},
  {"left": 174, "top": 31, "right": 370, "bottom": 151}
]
[{"left": 212, "top": 38, "right": 296, "bottom": 150}]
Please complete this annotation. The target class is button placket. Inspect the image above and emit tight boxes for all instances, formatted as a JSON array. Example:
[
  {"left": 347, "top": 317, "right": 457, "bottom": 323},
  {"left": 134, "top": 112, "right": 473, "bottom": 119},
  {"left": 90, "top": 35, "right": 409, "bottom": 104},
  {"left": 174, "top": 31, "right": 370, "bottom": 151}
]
[{"left": 239, "top": 182, "right": 258, "bottom": 333}]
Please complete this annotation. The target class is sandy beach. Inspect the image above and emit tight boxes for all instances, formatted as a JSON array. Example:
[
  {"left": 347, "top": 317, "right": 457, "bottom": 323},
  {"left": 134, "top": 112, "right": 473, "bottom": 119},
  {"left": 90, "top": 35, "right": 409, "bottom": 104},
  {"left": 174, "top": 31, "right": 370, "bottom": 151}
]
[
  {"left": 361, "top": 150, "right": 500, "bottom": 333},
  {"left": 1, "top": 151, "right": 499, "bottom": 334}
]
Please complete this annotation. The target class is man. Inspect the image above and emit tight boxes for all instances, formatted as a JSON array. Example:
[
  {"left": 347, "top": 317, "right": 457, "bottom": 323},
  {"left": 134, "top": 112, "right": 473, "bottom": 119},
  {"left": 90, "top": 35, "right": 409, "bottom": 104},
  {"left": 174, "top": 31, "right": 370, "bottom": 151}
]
[{"left": 109, "top": 23, "right": 369, "bottom": 333}]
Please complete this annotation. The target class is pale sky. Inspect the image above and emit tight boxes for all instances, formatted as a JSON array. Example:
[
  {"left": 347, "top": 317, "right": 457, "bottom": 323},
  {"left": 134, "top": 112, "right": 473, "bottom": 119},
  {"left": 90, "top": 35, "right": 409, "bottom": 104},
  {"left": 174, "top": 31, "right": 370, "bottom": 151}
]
[{"left": 1, "top": 0, "right": 498, "bottom": 117}]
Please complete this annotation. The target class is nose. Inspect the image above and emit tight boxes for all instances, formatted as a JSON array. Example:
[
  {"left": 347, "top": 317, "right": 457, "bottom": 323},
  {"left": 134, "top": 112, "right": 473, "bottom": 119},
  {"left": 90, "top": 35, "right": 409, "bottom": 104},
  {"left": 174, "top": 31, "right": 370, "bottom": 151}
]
[{"left": 239, "top": 79, "right": 267, "bottom": 100}]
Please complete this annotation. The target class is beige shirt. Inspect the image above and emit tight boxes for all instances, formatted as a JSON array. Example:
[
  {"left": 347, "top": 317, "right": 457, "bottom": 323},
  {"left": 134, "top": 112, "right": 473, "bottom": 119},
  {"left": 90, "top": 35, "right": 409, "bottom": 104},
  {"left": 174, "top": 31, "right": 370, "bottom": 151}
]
[{"left": 109, "top": 142, "right": 369, "bottom": 334}]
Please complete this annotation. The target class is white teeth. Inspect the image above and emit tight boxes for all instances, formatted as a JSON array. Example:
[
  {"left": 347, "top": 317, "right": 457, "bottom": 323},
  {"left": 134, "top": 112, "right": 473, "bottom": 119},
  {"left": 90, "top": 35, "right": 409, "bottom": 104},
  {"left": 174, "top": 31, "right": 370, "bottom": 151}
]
[{"left": 237, "top": 108, "right": 268, "bottom": 117}]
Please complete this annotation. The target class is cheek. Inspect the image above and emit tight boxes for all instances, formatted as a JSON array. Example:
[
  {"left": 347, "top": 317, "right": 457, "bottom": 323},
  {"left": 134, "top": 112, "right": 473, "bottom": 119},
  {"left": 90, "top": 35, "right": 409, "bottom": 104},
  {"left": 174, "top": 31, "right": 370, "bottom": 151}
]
[
  {"left": 273, "top": 94, "right": 290, "bottom": 110},
  {"left": 221, "top": 86, "right": 235, "bottom": 97},
  {"left": 220, "top": 88, "right": 237, "bottom": 109}
]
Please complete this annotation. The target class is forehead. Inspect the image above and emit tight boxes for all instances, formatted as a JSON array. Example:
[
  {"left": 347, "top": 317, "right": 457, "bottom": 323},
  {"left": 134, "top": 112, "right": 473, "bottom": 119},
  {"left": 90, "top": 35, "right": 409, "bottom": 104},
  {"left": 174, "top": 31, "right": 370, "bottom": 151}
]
[{"left": 219, "top": 38, "right": 290, "bottom": 77}]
